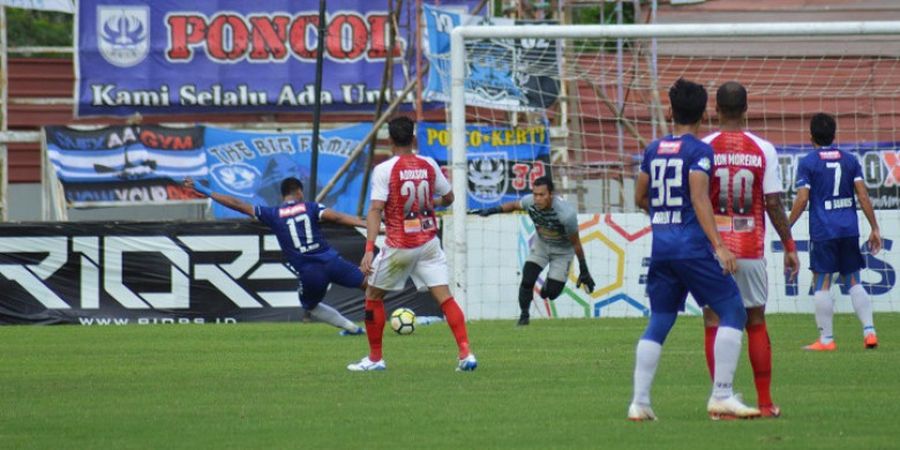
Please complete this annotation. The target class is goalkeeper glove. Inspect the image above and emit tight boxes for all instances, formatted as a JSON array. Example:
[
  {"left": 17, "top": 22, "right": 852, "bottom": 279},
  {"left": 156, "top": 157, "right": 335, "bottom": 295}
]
[
  {"left": 576, "top": 267, "right": 595, "bottom": 293},
  {"left": 475, "top": 206, "right": 502, "bottom": 217}
]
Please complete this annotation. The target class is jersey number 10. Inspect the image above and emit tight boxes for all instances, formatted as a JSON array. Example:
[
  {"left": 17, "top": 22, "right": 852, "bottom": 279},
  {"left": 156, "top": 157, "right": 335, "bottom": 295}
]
[{"left": 714, "top": 168, "right": 755, "bottom": 215}]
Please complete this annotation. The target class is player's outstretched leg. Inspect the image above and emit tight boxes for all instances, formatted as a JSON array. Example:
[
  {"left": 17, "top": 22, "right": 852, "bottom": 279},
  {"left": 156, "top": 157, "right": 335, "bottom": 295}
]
[
  {"left": 746, "top": 307, "right": 778, "bottom": 418},
  {"left": 628, "top": 311, "right": 675, "bottom": 421},
  {"left": 806, "top": 274, "right": 837, "bottom": 351},
  {"left": 348, "top": 298, "right": 386, "bottom": 372},
  {"left": 706, "top": 298, "right": 759, "bottom": 420},
  {"left": 308, "top": 303, "right": 364, "bottom": 335},
  {"left": 845, "top": 274, "right": 877, "bottom": 349}
]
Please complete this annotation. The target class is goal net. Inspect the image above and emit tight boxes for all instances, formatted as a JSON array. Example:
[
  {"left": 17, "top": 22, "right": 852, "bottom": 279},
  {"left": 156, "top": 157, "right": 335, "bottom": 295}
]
[{"left": 435, "top": 21, "right": 900, "bottom": 320}]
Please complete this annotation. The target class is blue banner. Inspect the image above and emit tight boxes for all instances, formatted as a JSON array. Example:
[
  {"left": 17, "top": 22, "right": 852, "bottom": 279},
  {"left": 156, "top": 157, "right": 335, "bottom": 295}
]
[
  {"left": 417, "top": 121, "right": 551, "bottom": 209},
  {"left": 76, "top": 0, "right": 475, "bottom": 117},
  {"left": 45, "top": 125, "right": 207, "bottom": 205},
  {"left": 422, "top": 4, "right": 560, "bottom": 111},
  {"left": 204, "top": 124, "right": 371, "bottom": 219}
]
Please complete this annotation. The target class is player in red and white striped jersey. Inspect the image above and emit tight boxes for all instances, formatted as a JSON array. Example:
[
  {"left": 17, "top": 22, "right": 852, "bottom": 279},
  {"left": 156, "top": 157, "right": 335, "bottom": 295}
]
[
  {"left": 701, "top": 82, "right": 799, "bottom": 418},
  {"left": 347, "top": 116, "right": 476, "bottom": 372}
]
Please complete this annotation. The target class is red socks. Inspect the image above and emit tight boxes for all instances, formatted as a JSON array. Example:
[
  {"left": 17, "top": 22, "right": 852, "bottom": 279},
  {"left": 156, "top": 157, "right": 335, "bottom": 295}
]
[
  {"left": 704, "top": 326, "right": 717, "bottom": 380},
  {"left": 364, "top": 299, "right": 385, "bottom": 361},
  {"left": 747, "top": 322, "right": 773, "bottom": 407},
  {"left": 441, "top": 297, "right": 471, "bottom": 359}
]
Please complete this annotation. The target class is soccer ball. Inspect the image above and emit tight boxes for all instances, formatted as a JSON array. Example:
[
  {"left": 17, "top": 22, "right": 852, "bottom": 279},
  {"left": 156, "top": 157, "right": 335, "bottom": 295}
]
[{"left": 390, "top": 308, "right": 416, "bottom": 335}]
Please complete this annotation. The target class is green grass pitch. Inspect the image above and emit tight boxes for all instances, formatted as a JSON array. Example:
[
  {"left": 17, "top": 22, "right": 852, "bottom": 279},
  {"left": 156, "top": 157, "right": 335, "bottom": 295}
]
[{"left": 2, "top": 314, "right": 898, "bottom": 449}]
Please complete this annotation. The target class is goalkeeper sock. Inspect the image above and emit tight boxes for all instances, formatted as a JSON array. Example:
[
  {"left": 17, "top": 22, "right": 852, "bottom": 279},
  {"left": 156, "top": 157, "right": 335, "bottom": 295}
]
[
  {"left": 813, "top": 290, "right": 834, "bottom": 344},
  {"left": 309, "top": 303, "right": 358, "bottom": 332},
  {"left": 712, "top": 326, "right": 742, "bottom": 399},
  {"left": 747, "top": 322, "right": 773, "bottom": 407},
  {"left": 632, "top": 339, "right": 662, "bottom": 406},
  {"left": 364, "top": 299, "right": 385, "bottom": 361},
  {"left": 848, "top": 284, "right": 875, "bottom": 336},
  {"left": 704, "top": 326, "right": 717, "bottom": 381},
  {"left": 518, "top": 285, "right": 533, "bottom": 317},
  {"left": 441, "top": 298, "right": 471, "bottom": 358}
]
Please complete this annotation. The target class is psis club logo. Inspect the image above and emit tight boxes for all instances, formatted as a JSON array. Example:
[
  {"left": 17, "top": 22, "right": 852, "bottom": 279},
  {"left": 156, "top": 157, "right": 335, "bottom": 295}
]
[
  {"left": 467, "top": 152, "right": 508, "bottom": 204},
  {"left": 97, "top": 5, "right": 150, "bottom": 67}
]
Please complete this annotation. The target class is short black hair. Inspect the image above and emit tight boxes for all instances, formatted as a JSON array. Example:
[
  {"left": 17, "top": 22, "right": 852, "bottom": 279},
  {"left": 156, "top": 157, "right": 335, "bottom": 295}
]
[
  {"left": 810, "top": 113, "right": 836, "bottom": 146},
  {"left": 280, "top": 177, "right": 304, "bottom": 197},
  {"left": 388, "top": 116, "right": 415, "bottom": 146},
  {"left": 669, "top": 78, "right": 707, "bottom": 125},
  {"left": 533, "top": 176, "right": 554, "bottom": 192},
  {"left": 716, "top": 81, "right": 747, "bottom": 119}
]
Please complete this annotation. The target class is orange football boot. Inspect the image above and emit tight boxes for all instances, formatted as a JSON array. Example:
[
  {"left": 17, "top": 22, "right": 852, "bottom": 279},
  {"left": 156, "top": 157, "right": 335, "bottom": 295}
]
[
  {"left": 803, "top": 339, "right": 836, "bottom": 351},
  {"left": 864, "top": 333, "right": 879, "bottom": 349}
]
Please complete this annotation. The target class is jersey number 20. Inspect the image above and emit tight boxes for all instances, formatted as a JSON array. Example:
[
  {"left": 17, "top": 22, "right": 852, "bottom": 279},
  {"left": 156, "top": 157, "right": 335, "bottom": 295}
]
[{"left": 401, "top": 180, "right": 432, "bottom": 214}]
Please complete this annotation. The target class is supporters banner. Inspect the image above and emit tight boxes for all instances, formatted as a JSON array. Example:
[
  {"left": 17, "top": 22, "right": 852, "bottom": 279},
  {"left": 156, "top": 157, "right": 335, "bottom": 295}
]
[
  {"left": 777, "top": 143, "right": 900, "bottom": 210},
  {"left": 0, "top": 222, "right": 438, "bottom": 325},
  {"left": 417, "top": 121, "right": 552, "bottom": 209},
  {"left": 461, "top": 211, "right": 899, "bottom": 320},
  {"left": 44, "top": 125, "right": 207, "bottom": 206},
  {"left": 203, "top": 124, "right": 371, "bottom": 219},
  {"left": 423, "top": 4, "right": 560, "bottom": 111},
  {"left": 74, "top": 0, "right": 475, "bottom": 117}
]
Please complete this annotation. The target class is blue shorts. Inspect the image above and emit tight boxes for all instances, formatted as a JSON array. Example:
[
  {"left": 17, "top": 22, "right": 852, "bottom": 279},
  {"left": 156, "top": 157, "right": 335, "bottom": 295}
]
[
  {"left": 297, "top": 256, "right": 364, "bottom": 309},
  {"left": 646, "top": 257, "right": 742, "bottom": 313},
  {"left": 809, "top": 237, "right": 865, "bottom": 276}
]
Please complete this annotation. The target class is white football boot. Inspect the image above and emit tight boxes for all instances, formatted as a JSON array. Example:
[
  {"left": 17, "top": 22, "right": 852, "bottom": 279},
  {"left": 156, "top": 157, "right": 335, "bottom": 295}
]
[
  {"left": 707, "top": 394, "right": 761, "bottom": 420},
  {"left": 627, "top": 403, "right": 657, "bottom": 421},
  {"left": 347, "top": 356, "right": 386, "bottom": 372}
]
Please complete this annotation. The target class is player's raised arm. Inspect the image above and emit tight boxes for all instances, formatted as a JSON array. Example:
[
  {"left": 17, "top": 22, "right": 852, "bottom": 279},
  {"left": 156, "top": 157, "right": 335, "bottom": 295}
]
[
  {"left": 183, "top": 177, "right": 254, "bottom": 217},
  {"left": 689, "top": 171, "right": 737, "bottom": 274},
  {"left": 854, "top": 179, "right": 882, "bottom": 255},
  {"left": 473, "top": 199, "right": 521, "bottom": 216},
  {"left": 321, "top": 208, "right": 366, "bottom": 228}
]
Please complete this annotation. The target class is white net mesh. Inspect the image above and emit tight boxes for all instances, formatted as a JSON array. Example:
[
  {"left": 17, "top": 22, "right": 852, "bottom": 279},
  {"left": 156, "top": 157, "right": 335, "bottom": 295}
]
[{"left": 434, "top": 30, "right": 900, "bottom": 320}]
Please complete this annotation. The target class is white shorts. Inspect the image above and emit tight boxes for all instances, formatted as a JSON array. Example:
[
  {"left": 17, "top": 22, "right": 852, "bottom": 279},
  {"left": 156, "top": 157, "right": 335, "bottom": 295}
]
[
  {"left": 734, "top": 258, "right": 768, "bottom": 308},
  {"left": 368, "top": 237, "right": 448, "bottom": 291}
]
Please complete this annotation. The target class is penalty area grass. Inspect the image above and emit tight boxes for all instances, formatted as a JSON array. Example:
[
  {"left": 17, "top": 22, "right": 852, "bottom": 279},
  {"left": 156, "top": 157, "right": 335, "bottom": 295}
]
[{"left": 1, "top": 313, "right": 898, "bottom": 449}]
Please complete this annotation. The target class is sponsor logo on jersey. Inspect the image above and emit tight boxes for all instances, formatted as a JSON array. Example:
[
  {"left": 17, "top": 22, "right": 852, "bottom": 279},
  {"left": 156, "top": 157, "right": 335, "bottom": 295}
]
[
  {"left": 467, "top": 152, "right": 508, "bottom": 204},
  {"left": 658, "top": 141, "right": 682, "bottom": 155},
  {"left": 818, "top": 150, "right": 841, "bottom": 160},
  {"left": 98, "top": 5, "right": 150, "bottom": 67},
  {"left": 279, "top": 203, "right": 307, "bottom": 217}
]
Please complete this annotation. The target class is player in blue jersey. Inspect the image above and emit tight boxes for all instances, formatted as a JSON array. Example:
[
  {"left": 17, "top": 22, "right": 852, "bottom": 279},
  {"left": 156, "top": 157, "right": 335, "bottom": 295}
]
[
  {"left": 628, "top": 79, "right": 760, "bottom": 421},
  {"left": 789, "top": 113, "right": 882, "bottom": 351},
  {"left": 184, "top": 176, "right": 368, "bottom": 336}
]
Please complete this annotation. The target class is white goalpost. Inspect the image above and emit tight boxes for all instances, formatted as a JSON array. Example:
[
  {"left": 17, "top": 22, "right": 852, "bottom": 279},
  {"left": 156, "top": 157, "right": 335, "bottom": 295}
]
[{"left": 446, "top": 21, "right": 900, "bottom": 320}]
